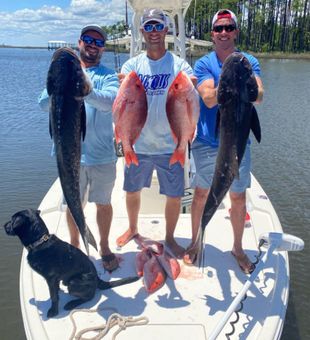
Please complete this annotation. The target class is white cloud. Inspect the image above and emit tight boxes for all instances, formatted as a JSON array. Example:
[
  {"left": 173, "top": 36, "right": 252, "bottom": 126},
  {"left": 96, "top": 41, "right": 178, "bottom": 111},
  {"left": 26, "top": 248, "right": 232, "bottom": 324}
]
[{"left": 0, "top": 0, "right": 132, "bottom": 46}]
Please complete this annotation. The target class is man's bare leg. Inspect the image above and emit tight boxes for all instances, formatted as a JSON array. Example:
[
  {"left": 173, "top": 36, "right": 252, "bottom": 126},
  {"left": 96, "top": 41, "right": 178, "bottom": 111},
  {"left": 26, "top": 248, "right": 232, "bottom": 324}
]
[
  {"left": 97, "top": 203, "right": 119, "bottom": 271},
  {"left": 116, "top": 191, "right": 140, "bottom": 247},
  {"left": 183, "top": 187, "right": 209, "bottom": 265},
  {"left": 230, "top": 191, "right": 254, "bottom": 273},
  {"left": 66, "top": 209, "right": 80, "bottom": 248},
  {"left": 165, "top": 196, "right": 185, "bottom": 258}
]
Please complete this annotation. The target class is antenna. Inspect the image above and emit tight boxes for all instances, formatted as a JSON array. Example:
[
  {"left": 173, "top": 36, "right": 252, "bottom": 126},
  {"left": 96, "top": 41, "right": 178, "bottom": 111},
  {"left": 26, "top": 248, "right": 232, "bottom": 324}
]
[{"left": 125, "top": 0, "right": 129, "bottom": 35}]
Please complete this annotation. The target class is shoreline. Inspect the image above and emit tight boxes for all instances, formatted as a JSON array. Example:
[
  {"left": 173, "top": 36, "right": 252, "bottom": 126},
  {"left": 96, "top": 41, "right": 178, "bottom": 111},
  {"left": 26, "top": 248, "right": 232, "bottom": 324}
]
[{"left": 1, "top": 45, "right": 309, "bottom": 60}]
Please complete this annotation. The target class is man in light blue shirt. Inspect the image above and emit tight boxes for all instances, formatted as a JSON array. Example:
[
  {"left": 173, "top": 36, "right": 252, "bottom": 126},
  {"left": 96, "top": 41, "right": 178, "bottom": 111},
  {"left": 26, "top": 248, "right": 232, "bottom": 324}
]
[
  {"left": 39, "top": 24, "right": 119, "bottom": 272},
  {"left": 116, "top": 8, "right": 194, "bottom": 258}
]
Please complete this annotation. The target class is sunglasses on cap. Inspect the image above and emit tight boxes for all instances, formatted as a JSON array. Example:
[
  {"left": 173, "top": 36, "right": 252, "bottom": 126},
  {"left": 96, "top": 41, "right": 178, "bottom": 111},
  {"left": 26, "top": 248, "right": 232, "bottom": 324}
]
[
  {"left": 143, "top": 23, "right": 165, "bottom": 33},
  {"left": 213, "top": 24, "right": 236, "bottom": 33},
  {"left": 80, "top": 35, "right": 105, "bottom": 47}
]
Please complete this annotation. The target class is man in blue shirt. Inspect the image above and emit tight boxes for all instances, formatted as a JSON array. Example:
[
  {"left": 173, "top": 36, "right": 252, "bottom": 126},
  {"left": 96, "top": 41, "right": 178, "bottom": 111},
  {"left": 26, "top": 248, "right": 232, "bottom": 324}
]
[
  {"left": 39, "top": 25, "right": 119, "bottom": 272},
  {"left": 183, "top": 9, "right": 264, "bottom": 273}
]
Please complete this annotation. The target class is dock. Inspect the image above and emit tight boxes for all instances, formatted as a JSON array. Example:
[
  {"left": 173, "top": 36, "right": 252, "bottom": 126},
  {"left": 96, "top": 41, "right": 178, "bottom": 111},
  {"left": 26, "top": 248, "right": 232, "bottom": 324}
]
[
  {"left": 106, "top": 35, "right": 213, "bottom": 55},
  {"left": 47, "top": 40, "right": 77, "bottom": 50}
]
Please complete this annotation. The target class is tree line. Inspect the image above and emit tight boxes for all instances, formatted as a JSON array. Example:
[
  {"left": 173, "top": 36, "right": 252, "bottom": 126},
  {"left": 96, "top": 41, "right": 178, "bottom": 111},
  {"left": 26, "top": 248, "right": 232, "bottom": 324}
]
[{"left": 185, "top": 0, "right": 309, "bottom": 52}]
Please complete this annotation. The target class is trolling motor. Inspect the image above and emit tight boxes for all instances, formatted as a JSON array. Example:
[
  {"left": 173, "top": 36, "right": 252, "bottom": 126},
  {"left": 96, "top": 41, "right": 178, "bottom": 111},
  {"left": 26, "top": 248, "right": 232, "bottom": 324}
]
[
  {"left": 259, "top": 232, "right": 304, "bottom": 252},
  {"left": 208, "top": 232, "right": 304, "bottom": 340}
]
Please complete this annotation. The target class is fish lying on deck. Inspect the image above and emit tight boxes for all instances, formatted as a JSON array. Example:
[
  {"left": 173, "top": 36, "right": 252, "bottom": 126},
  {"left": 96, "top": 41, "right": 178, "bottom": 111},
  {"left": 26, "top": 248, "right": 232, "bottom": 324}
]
[
  {"left": 47, "top": 47, "right": 97, "bottom": 255},
  {"left": 197, "top": 52, "right": 261, "bottom": 264},
  {"left": 112, "top": 71, "right": 147, "bottom": 167},
  {"left": 166, "top": 71, "right": 199, "bottom": 167},
  {"left": 134, "top": 235, "right": 181, "bottom": 292}
]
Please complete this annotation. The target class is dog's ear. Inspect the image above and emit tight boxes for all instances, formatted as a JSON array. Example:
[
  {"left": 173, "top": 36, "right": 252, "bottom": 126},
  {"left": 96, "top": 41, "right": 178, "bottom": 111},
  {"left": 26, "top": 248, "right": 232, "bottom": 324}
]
[{"left": 12, "top": 213, "right": 26, "bottom": 229}]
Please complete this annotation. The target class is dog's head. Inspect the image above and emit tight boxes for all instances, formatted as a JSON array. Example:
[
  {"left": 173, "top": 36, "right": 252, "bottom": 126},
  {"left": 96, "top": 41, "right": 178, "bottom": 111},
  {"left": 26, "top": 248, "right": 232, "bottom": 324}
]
[{"left": 3, "top": 209, "right": 49, "bottom": 247}]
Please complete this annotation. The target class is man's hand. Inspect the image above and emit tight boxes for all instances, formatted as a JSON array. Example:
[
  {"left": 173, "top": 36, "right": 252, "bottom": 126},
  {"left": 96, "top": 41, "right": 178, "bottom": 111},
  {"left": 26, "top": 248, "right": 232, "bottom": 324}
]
[{"left": 117, "top": 73, "right": 126, "bottom": 84}]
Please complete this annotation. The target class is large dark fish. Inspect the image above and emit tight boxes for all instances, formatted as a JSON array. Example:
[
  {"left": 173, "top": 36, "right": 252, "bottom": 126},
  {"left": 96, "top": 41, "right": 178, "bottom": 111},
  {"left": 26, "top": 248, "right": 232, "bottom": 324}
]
[
  {"left": 47, "top": 47, "right": 97, "bottom": 255},
  {"left": 197, "top": 52, "right": 261, "bottom": 265}
]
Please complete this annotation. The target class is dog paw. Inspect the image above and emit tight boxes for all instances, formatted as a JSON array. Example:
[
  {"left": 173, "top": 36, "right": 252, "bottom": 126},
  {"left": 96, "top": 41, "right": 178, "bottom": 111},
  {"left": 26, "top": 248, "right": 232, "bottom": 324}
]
[{"left": 64, "top": 299, "right": 83, "bottom": 310}]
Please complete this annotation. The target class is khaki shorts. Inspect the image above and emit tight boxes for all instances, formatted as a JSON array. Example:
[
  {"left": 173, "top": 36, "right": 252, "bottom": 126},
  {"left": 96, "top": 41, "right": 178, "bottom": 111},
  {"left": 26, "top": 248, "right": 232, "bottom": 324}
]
[{"left": 63, "top": 162, "right": 116, "bottom": 206}]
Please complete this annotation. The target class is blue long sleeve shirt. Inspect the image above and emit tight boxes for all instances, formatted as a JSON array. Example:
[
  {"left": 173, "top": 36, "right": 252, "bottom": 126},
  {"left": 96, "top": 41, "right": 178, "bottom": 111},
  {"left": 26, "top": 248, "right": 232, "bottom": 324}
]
[{"left": 38, "top": 63, "right": 119, "bottom": 165}]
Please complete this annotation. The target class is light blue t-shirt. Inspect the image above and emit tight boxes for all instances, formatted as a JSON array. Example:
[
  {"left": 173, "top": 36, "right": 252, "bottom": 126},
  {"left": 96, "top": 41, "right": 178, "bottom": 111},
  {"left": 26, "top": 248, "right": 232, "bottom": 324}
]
[
  {"left": 38, "top": 63, "right": 118, "bottom": 166},
  {"left": 194, "top": 51, "right": 261, "bottom": 147},
  {"left": 121, "top": 51, "right": 193, "bottom": 155}
]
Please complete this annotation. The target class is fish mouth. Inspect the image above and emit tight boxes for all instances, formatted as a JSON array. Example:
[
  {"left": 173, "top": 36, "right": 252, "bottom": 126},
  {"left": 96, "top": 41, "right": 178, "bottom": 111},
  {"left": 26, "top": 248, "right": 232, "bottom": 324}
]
[{"left": 52, "top": 47, "right": 77, "bottom": 61}]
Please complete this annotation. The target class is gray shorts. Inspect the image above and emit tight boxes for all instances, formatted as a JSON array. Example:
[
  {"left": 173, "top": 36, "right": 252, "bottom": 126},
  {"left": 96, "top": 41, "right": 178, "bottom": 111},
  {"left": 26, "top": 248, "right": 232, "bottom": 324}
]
[
  {"left": 63, "top": 162, "right": 116, "bottom": 206},
  {"left": 123, "top": 154, "right": 184, "bottom": 197},
  {"left": 191, "top": 140, "right": 251, "bottom": 193}
]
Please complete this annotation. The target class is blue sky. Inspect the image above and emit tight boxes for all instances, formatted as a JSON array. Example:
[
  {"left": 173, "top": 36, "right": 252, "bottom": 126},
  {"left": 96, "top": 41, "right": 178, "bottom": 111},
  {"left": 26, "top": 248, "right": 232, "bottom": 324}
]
[{"left": 0, "top": 0, "right": 131, "bottom": 46}]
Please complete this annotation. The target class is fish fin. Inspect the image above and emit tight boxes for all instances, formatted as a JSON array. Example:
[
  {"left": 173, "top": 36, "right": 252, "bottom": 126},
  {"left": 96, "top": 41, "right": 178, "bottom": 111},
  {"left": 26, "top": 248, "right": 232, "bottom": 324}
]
[
  {"left": 215, "top": 108, "right": 221, "bottom": 138},
  {"left": 125, "top": 151, "right": 139, "bottom": 167},
  {"left": 81, "top": 102, "right": 87, "bottom": 141},
  {"left": 81, "top": 225, "right": 98, "bottom": 255},
  {"left": 49, "top": 115, "right": 53, "bottom": 139},
  {"left": 169, "top": 149, "right": 185, "bottom": 167},
  {"left": 250, "top": 107, "right": 261, "bottom": 143}
]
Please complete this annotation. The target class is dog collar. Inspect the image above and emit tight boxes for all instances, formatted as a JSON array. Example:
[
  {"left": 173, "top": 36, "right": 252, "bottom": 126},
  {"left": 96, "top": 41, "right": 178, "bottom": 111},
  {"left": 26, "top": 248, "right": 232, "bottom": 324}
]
[{"left": 26, "top": 234, "right": 50, "bottom": 251}]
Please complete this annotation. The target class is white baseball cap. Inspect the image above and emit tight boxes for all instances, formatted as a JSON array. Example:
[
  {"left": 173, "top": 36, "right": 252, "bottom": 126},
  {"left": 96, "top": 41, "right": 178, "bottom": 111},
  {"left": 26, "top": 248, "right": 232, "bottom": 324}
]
[{"left": 212, "top": 9, "right": 238, "bottom": 28}]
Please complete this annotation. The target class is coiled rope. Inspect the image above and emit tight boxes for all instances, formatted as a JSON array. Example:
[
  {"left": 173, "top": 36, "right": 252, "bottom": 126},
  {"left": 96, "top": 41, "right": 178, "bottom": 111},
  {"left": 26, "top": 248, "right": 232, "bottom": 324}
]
[{"left": 69, "top": 307, "right": 149, "bottom": 340}]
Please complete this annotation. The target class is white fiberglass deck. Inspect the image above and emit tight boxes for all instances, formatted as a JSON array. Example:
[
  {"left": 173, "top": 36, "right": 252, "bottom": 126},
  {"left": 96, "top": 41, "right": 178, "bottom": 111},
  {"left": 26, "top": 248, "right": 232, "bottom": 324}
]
[{"left": 19, "top": 159, "right": 289, "bottom": 340}]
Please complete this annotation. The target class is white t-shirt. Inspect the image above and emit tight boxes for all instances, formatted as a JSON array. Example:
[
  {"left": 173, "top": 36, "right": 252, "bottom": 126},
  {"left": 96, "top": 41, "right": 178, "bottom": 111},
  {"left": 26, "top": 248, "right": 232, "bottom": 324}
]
[{"left": 121, "top": 51, "right": 193, "bottom": 155}]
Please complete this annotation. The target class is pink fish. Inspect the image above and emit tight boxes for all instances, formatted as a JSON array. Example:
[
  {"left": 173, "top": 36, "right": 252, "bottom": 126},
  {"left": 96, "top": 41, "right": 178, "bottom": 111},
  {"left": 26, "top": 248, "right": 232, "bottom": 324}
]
[
  {"left": 134, "top": 234, "right": 164, "bottom": 255},
  {"left": 143, "top": 253, "right": 167, "bottom": 294},
  {"left": 166, "top": 71, "right": 199, "bottom": 167},
  {"left": 135, "top": 248, "right": 151, "bottom": 277},
  {"left": 156, "top": 251, "right": 181, "bottom": 280},
  {"left": 112, "top": 71, "right": 147, "bottom": 166}
]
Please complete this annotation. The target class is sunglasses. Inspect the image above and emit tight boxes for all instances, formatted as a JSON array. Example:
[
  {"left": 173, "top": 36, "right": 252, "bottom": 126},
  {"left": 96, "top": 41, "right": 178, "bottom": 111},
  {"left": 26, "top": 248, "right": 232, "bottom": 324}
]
[
  {"left": 143, "top": 23, "right": 165, "bottom": 33},
  {"left": 80, "top": 35, "right": 105, "bottom": 47},
  {"left": 213, "top": 24, "right": 236, "bottom": 33}
]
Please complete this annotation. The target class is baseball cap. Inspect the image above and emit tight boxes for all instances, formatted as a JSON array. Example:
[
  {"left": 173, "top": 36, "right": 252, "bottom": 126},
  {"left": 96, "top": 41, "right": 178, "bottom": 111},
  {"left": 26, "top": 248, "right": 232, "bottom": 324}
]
[
  {"left": 140, "top": 8, "right": 167, "bottom": 27},
  {"left": 212, "top": 9, "right": 238, "bottom": 28},
  {"left": 81, "top": 24, "right": 107, "bottom": 40}
]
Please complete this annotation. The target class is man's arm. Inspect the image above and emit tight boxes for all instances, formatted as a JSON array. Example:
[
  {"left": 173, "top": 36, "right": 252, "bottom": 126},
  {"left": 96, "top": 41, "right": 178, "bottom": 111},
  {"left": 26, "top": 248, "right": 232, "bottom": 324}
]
[
  {"left": 84, "top": 73, "right": 119, "bottom": 111},
  {"left": 254, "top": 76, "right": 264, "bottom": 104},
  {"left": 197, "top": 78, "right": 217, "bottom": 109},
  {"left": 38, "top": 89, "right": 49, "bottom": 112}
]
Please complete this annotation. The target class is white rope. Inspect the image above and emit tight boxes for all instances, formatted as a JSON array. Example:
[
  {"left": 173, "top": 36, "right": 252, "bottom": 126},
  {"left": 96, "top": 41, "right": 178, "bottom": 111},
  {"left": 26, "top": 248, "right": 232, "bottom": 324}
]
[{"left": 69, "top": 307, "right": 149, "bottom": 340}]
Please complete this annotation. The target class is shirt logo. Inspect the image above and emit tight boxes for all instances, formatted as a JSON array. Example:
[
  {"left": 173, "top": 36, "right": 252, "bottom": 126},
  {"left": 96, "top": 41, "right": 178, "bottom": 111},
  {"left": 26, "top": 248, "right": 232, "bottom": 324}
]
[{"left": 139, "top": 73, "right": 170, "bottom": 93}]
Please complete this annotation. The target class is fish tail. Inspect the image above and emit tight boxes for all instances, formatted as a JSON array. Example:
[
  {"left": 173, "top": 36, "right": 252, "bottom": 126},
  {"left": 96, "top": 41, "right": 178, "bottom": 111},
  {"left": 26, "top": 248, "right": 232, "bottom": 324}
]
[
  {"left": 82, "top": 226, "right": 98, "bottom": 255},
  {"left": 125, "top": 151, "right": 139, "bottom": 167},
  {"left": 169, "top": 149, "right": 185, "bottom": 167}
]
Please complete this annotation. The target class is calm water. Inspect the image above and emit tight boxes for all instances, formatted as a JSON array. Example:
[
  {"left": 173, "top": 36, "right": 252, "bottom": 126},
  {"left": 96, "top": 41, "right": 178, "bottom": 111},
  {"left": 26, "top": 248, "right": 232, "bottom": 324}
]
[{"left": 0, "top": 48, "right": 309, "bottom": 339}]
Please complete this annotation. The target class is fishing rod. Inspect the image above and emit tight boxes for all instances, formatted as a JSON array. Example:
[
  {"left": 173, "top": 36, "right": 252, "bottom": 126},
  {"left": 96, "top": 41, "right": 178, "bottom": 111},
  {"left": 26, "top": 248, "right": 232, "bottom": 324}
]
[{"left": 208, "top": 232, "right": 304, "bottom": 340}]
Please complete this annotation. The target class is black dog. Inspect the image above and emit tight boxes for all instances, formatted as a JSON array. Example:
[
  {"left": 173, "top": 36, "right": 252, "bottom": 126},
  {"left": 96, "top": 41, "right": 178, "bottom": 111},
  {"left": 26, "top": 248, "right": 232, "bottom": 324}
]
[{"left": 4, "top": 209, "right": 139, "bottom": 317}]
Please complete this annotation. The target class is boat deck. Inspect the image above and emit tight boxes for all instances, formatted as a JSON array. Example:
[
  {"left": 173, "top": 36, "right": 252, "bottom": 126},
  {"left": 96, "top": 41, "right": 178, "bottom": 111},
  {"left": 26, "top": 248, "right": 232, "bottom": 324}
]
[{"left": 19, "top": 159, "right": 289, "bottom": 339}]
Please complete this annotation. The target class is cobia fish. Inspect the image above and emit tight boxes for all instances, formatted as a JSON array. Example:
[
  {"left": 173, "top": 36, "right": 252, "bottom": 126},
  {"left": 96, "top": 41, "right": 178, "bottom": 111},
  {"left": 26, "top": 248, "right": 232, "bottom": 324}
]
[
  {"left": 112, "top": 71, "right": 147, "bottom": 167},
  {"left": 47, "top": 47, "right": 97, "bottom": 255},
  {"left": 166, "top": 71, "right": 199, "bottom": 167},
  {"left": 197, "top": 52, "right": 261, "bottom": 265}
]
